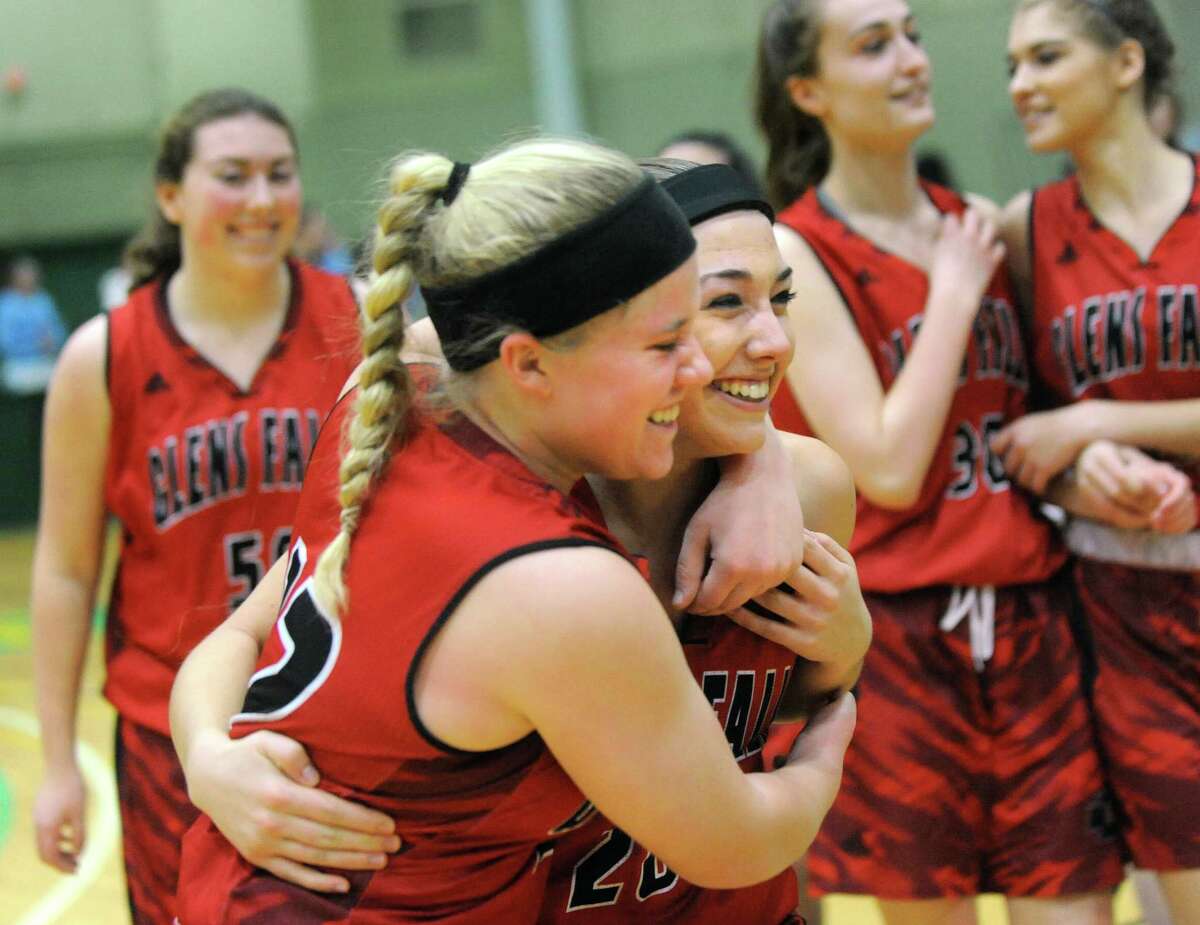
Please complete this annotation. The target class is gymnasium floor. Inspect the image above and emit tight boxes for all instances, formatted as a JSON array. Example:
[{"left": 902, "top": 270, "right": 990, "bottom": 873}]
[{"left": 0, "top": 527, "right": 1145, "bottom": 924}]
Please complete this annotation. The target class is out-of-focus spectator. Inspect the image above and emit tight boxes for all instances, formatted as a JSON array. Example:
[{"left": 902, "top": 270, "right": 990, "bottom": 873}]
[
  {"left": 293, "top": 205, "right": 354, "bottom": 276},
  {"left": 658, "top": 129, "right": 765, "bottom": 197},
  {"left": 98, "top": 264, "right": 132, "bottom": 312},
  {"left": 0, "top": 255, "right": 66, "bottom": 393}
]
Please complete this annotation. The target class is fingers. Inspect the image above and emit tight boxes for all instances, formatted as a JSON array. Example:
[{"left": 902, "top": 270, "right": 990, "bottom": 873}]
[
  {"left": 755, "top": 578, "right": 835, "bottom": 623},
  {"left": 36, "top": 818, "right": 82, "bottom": 873},
  {"left": 692, "top": 568, "right": 758, "bottom": 617},
  {"left": 1091, "top": 495, "right": 1153, "bottom": 530},
  {"left": 262, "top": 857, "right": 352, "bottom": 894},
  {"left": 672, "top": 521, "right": 709, "bottom": 610},
  {"left": 791, "top": 691, "right": 857, "bottom": 762},
  {"left": 1077, "top": 452, "right": 1125, "bottom": 501},
  {"left": 810, "top": 531, "right": 855, "bottom": 565},
  {"left": 691, "top": 550, "right": 798, "bottom": 615},
  {"left": 727, "top": 606, "right": 810, "bottom": 651},
  {"left": 1151, "top": 478, "right": 1198, "bottom": 534},
  {"left": 259, "top": 731, "right": 322, "bottom": 786},
  {"left": 272, "top": 794, "right": 401, "bottom": 847},
  {"left": 272, "top": 834, "right": 391, "bottom": 871}
]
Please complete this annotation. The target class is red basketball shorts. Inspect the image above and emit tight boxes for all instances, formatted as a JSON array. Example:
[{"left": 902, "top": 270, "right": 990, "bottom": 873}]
[
  {"left": 115, "top": 717, "right": 199, "bottom": 925},
  {"left": 806, "top": 571, "right": 1124, "bottom": 899},
  {"left": 1074, "top": 558, "right": 1200, "bottom": 871}
]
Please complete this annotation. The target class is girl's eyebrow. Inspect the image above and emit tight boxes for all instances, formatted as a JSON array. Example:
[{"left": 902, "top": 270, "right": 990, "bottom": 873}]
[
  {"left": 849, "top": 14, "right": 913, "bottom": 40},
  {"left": 700, "top": 267, "right": 793, "bottom": 284},
  {"left": 203, "top": 155, "right": 297, "bottom": 166},
  {"left": 701, "top": 268, "right": 753, "bottom": 283}
]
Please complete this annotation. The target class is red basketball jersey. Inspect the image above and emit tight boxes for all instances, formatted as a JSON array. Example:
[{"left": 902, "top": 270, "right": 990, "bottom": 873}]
[
  {"left": 772, "top": 185, "right": 1064, "bottom": 592},
  {"left": 178, "top": 393, "right": 639, "bottom": 924},
  {"left": 539, "top": 615, "right": 798, "bottom": 924},
  {"left": 1029, "top": 158, "right": 1200, "bottom": 486},
  {"left": 103, "top": 260, "right": 360, "bottom": 734}
]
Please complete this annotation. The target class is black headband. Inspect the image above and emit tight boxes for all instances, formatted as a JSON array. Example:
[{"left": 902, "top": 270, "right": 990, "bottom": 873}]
[
  {"left": 423, "top": 175, "right": 696, "bottom": 372},
  {"left": 659, "top": 163, "right": 775, "bottom": 226},
  {"left": 441, "top": 161, "right": 471, "bottom": 205}
]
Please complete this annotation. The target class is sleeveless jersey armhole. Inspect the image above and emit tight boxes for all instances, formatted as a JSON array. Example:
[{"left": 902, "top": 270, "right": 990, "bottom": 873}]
[{"left": 405, "top": 537, "right": 630, "bottom": 757}]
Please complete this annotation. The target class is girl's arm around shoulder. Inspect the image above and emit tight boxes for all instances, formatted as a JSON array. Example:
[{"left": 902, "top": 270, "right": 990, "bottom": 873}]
[{"left": 420, "top": 544, "right": 854, "bottom": 889}]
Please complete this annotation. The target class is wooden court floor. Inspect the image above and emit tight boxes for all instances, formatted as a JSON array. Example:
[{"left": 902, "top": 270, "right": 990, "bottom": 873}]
[{"left": 0, "top": 526, "right": 1145, "bottom": 924}]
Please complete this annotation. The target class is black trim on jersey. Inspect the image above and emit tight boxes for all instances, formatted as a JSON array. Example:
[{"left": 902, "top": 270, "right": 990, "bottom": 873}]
[
  {"left": 152, "top": 260, "right": 302, "bottom": 396},
  {"left": 1027, "top": 187, "right": 1040, "bottom": 332},
  {"left": 796, "top": 230, "right": 858, "bottom": 324},
  {"left": 406, "top": 537, "right": 634, "bottom": 757},
  {"left": 1069, "top": 154, "right": 1199, "bottom": 265},
  {"left": 814, "top": 181, "right": 944, "bottom": 264}
]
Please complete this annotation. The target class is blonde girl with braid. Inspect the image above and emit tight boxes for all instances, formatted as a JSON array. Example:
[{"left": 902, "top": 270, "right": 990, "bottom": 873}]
[{"left": 170, "top": 138, "right": 856, "bottom": 924}]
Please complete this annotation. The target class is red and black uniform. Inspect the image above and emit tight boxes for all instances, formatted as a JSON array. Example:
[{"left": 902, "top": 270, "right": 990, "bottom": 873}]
[
  {"left": 1029, "top": 161, "right": 1200, "bottom": 870},
  {"left": 770, "top": 184, "right": 1123, "bottom": 899},
  {"left": 104, "top": 260, "right": 359, "bottom": 924},
  {"left": 177, "top": 389, "right": 642, "bottom": 924},
  {"left": 539, "top": 614, "right": 800, "bottom": 925}
]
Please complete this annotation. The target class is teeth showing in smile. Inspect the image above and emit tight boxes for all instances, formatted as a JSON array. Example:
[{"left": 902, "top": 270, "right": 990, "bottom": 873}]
[
  {"left": 715, "top": 379, "right": 770, "bottom": 401},
  {"left": 649, "top": 405, "right": 680, "bottom": 425}
]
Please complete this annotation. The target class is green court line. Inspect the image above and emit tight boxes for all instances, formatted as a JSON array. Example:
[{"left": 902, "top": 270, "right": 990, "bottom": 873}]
[
  {"left": 0, "top": 766, "right": 12, "bottom": 853},
  {"left": 0, "top": 606, "right": 107, "bottom": 653}
]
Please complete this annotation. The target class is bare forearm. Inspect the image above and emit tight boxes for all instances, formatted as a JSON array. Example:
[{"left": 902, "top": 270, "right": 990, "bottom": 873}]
[
  {"left": 1082, "top": 399, "right": 1200, "bottom": 458},
  {"left": 170, "top": 626, "right": 261, "bottom": 774},
  {"left": 861, "top": 299, "right": 975, "bottom": 506},
  {"left": 31, "top": 574, "right": 95, "bottom": 770}
]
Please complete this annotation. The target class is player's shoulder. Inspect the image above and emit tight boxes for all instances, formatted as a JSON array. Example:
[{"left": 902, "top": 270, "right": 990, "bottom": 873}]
[
  {"left": 964, "top": 191, "right": 1001, "bottom": 224},
  {"left": 781, "top": 433, "right": 856, "bottom": 545}
]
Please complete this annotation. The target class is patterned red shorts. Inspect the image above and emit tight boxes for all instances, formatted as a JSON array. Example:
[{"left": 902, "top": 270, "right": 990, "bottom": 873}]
[
  {"left": 806, "top": 571, "right": 1124, "bottom": 899},
  {"left": 1074, "top": 558, "right": 1200, "bottom": 871},
  {"left": 115, "top": 718, "right": 200, "bottom": 925}
]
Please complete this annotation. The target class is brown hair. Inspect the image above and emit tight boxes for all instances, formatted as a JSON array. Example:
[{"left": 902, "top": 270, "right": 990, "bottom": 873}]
[
  {"left": 755, "top": 0, "right": 828, "bottom": 210},
  {"left": 1017, "top": 0, "right": 1175, "bottom": 105},
  {"left": 125, "top": 88, "right": 298, "bottom": 289}
]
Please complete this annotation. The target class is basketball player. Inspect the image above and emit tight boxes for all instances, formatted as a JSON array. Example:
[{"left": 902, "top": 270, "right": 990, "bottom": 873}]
[
  {"left": 999, "top": 1, "right": 1200, "bottom": 919},
  {"left": 757, "top": 0, "right": 1123, "bottom": 921},
  {"left": 171, "top": 138, "right": 857, "bottom": 923},
  {"left": 30, "top": 88, "right": 361, "bottom": 925}
]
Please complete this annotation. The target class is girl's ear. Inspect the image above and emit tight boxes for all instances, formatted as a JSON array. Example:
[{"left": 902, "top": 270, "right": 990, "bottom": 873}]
[
  {"left": 497, "top": 332, "right": 553, "bottom": 399},
  {"left": 1113, "top": 37, "right": 1146, "bottom": 94},
  {"left": 155, "top": 181, "right": 183, "bottom": 226},
  {"left": 786, "top": 74, "right": 827, "bottom": 119}
]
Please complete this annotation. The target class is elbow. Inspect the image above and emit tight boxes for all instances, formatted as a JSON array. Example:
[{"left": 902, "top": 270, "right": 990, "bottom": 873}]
[
  {"left": 669, "top": 851, "right": 795, "bottom": 891},
  {"left": 658, "top": 811, "right": 807, "bottom": 889},
  {"left": 855, "top": 470, "right": 922, "bottom": 510}
]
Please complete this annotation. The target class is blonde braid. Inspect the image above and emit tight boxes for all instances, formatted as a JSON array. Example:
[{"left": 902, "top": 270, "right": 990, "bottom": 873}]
[{"left": 313, "top": 155, "right": 455, "bottom": 614}]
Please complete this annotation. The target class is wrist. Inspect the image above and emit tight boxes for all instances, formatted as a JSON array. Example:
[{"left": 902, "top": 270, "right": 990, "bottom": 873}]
[
  {"left": 182, "top": 726, "right": 232, "bottom": 779},
  {"left": 1070, "top": 400, "right": 1108, "bottom": 448},
  {"left": 926, "top": 283, "right": 981, "bottom": 324}
]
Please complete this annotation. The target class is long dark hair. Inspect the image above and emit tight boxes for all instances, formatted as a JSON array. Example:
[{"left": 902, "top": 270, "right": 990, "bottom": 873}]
[
  {"left": 755, "top": 0, "right": 827, "bottom": 210},
  {"left": 125, "top": 88, "right": 298, "bottom": 290}
]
